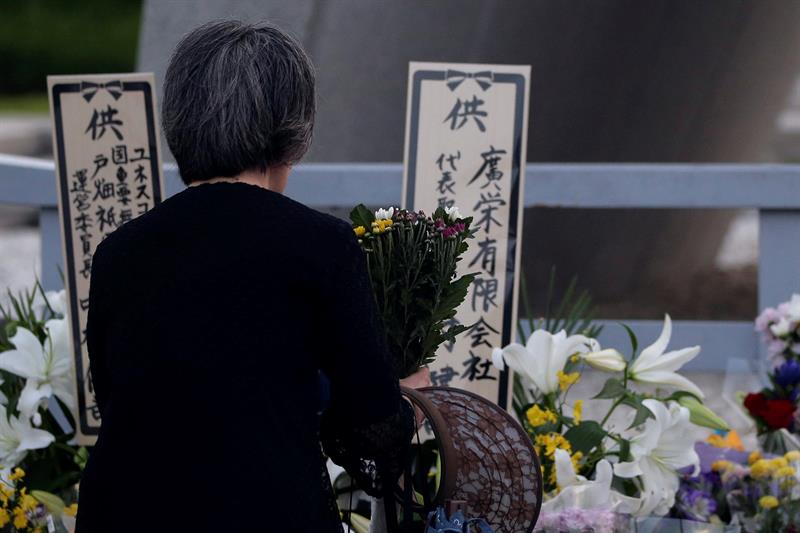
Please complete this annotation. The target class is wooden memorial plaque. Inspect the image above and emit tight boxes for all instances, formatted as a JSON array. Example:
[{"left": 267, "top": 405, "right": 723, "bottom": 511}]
[
  {"left": 402, "top": 62, "right": 531, "bottom": 409},
  {"left": 48, "top": 73, "right": 165, "bottom": 443}
]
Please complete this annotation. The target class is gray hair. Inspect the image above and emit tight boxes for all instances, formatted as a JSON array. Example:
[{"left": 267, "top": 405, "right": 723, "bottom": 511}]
[{"left": 162, "top": 20, "right": 316, "bottom": 185}]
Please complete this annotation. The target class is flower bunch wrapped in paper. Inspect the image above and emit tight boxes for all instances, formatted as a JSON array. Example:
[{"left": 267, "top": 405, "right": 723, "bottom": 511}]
[
  {"left": 675, "top": 435, "right": 800, "bottom": 531},
  {"left": 492, "top": 315, "right": 729, "bottom": 530},
  {"left": 746, "top": 294, "right": 800, "bottom": 454},
  {"left": 350, "top": 205, "right": 474, "bottom": 378}
]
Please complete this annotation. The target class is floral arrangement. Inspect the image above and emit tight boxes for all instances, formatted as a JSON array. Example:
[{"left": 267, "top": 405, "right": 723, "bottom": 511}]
[
  {"left": 675, "top": 440, "right": 800, "bottom": 532},
  {"left": 349, "top": 205, "right": 474, "bottom": 378},
  {"left": 0, "top": 466, "right": 77, "bottom": 532},
  {"left": 747, "top": 294, "right": 800, "bottom": 452},
  {"left": 0, "top": 285, "right": 83, "bottom": 513},
  {"left": 492, "top": 314, "right": 728, "bottom": 523}
]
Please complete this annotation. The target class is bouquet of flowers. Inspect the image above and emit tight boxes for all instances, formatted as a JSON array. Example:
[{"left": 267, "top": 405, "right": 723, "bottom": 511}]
[
  {"left": 755, "top": 294, "right": 800, "bottom": 364},
  {"left": 676, "top": 444, "right": 800, "bottom": 531},
  {"left": 349, "top": 205, "right": 474, "bottom": 378},
  {"left": 0, "top": 284, "right": 83, "bottom": 516},
  {"left": 492, "top": 314, "right": 728, "bottom": 528},
  {"left": 746, "top": 294, "right": 800, "bottom": 453}
]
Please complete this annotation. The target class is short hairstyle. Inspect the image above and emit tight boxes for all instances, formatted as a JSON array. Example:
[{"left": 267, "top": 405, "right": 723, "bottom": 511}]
[{"left": 162, "top": 20, "right": 316, "bottom": 185}]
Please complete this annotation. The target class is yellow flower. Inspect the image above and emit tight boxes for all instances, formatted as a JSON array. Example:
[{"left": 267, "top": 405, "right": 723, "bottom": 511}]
[
  {"left": 759, "top": 495, "right": 779, "bottom": 509},
  {"left": 18, "top": 490, "right": 37, "bottom": 513},
  {"left": 748, "top": 451, "right": 762, "bottom": 465},
  {"left": 557, "top": 370, "right": 580, "bottom": 391},
  {"left": 571, "top": 451, "right": 584, "bottom": 474},
  {"left": 534, "top": 432, "right": 572, "bottom": 458},
  {"left": 353, "top": 226, "right": 366, "bottom": 237},
  {"left": 0, "top": 508, "right": 8, "bottom": 527},
  {"left": 12, "top": 506, "right": 27, "bottom": 529},
  {"left": 770, "top": 457, "right": 789, "bottom": 470},
  {"left": 751, "top": 459, "right": 773, "bottom": 479},
  {"left": 8, "top": 468, "right": 24, "bottom": 482},
  {"left": 711, "top": 460, "right": 733, "bottom": 472},
  {"left": 786, "top": 450, "right": 800, "bottom": 462},
  {"left": 775, "top": 465, "right": 796, "bottom": 478},
  {"left": 64, "top": 503, "right": 78, "bottom": 517},
  {"left": 573, "top": 400, "right": 583, "bottom": 424},
  {"left": 570, "top": 354, "right": 580, "bottom": 363},
  {"left": 526, "top": 405, "right": 557, "bottom": 427}
]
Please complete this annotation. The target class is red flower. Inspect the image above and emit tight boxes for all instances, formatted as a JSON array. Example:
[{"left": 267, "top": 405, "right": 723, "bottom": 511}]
[{"left": 745, "top": 392, "right": 796, "bottom": 429}]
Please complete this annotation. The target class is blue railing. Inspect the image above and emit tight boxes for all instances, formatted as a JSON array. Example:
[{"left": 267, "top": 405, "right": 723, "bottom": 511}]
[{"left": 2, "top": 153, "right": 799, "bottom": 371}]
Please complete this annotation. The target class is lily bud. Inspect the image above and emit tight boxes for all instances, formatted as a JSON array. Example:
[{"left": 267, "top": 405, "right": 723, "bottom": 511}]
[
  {"left": 678, "top": 395, "right": 729, "bottom": 431},
  {"left": 581, "top": 349, "right": 626, "bottom": 372},
  {"left": 31, "top": 490, "right": 66, "bottom": 516}
]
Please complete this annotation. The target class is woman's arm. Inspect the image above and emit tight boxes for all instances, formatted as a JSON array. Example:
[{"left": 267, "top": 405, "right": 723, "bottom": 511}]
[{"left": 317, "top": 221, "right": 416, "bottom": 496}]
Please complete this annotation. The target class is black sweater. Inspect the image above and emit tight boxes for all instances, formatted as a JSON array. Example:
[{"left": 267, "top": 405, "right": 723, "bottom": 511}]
[{"left": 75, "top": 181, "right": 414, "bottom": 532}]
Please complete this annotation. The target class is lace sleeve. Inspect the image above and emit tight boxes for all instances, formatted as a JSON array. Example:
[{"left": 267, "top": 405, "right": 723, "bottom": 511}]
[
  {"left": 315, "top": 220, "right": 416, "bottom": 496},
  {"left": 321, "top": 399, "right": 415, "bottom": 496}
]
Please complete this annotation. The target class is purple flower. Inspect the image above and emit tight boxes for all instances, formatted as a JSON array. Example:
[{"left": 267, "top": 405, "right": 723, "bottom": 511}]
[
  {"left": 775, "top": 360, "right": 800, "bottom": 389},
  {"left": 676, "top": 486, "right": 717, "bottom": 521}
]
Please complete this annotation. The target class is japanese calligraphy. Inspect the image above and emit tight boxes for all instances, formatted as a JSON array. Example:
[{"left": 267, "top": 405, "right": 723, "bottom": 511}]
[
  {"left": 403, "top": 62, "right": 530, "bottom": 409},
  {"left": 49, "top": 73, "right": 165, "bottom": 444}
]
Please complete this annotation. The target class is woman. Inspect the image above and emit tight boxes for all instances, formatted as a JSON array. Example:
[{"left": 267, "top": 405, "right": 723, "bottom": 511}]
[{"left": 76, "top": 20, "right": 424, "bottom": 532}]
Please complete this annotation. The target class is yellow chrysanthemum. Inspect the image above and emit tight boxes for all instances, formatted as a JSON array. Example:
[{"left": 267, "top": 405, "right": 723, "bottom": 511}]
[
  {"left": 18, "top": 490, "right": 37, "bottom": 513},
  {"left": 571, "top": 451, "right": 584, "bottom": 474},
  {"left": 557, "top": 370, "right": 580, "bottom": 391},
  {"left": 711, "top": 460, "right": 733, "bottom": 472},
  {"left": 353, "top": 226, "right": 366, "bottom": 237},
  {"left": 751, "top": 459, "right": 773, "bottom": 479},
  {"left": 526, "top": 405, "right": 557, "bottom": 427},
  {"left": 770, "top": 457, "right": 789, "bottom": 470},
  {"left": 8, "top": 469, "right": 24, "bottom": 482},
  {"left": 64, "top": 503, "right": 78, "bottom": 517},
  {"left": 12, "top": 507, "right": 27, "bottom": 529},
  {"left": 534, "top": 432, "right": 572, "bottom": 458},
  {"left": 0, "top": 508, "right": 8, "bottom": 527},
  {"left": 748, "top": 451, "right": 762, "bottom": 465},
  {"left": 759, "top": 495, "right": 779, "bottom": 509},
  {"left": 786, "top": 450, "right": 800, "bottom": 462},
  {"left": 775, "top": 465, "right": 796, "bottom": 478},
  {"left": 573, "top": 400, "right": 584, "bottom": 424}
]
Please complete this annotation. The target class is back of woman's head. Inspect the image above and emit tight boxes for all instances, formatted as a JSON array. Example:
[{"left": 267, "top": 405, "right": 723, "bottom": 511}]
[{"left": 162, "top": 20, "right": 316, "bottom": 185}]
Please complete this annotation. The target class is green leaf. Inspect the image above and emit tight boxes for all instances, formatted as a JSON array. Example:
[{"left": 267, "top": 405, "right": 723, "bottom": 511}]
[
  {"left": 621, "top": 396, "right": 654, "bottom": 429},
  {"left": 620, "top": 323, "right": 638, "bottom": 359},
  {"left": 563, "top": 421, "right": 606, "bottom": 455},
  {"left": 593, "top": 378, "right": 626, "bottom": 399},
  {"left": 349, "top": 203, "right": 375, "bottom": 228}
]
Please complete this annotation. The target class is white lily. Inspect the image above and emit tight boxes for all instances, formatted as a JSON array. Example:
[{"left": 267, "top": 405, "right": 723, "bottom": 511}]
[
  {"left": 581, "top": 349, "right": 626, "bottom": 373},
  {"left": 613, "top": 400, "right": 699, "bottom": 516},
  {"left": 627, "top": 314, "right": 704, "bottom": 399},
  {"left": 491, "top": 329, "right": 598, "bottom": 395},
  {"left": 543, "top": 449, "right": 640, "bottom": 514},
  {"left": 443, "top": 205, "right": 462, "bottom": 222},
  {"left": 0, "top": 404, "right": 54, "bottom": 467},
  {"left": 0, "top": 320, "right": 75, "bottom": 422},
  {"left": 374, "top": 207, "right": 395, "bottom": 220}
]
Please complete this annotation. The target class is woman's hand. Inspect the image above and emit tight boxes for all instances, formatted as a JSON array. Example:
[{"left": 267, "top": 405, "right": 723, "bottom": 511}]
[{"left": 399, "top": 366, "right": 432, "bottom": 390}]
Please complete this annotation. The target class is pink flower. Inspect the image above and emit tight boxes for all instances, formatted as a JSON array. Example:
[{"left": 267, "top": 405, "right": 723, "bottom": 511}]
[
  {"left": 755, "top": 307, "right": 780, "bottom": 334},
  {"left": 768, "top": 339, "right": 788, "bottom": 357}
]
